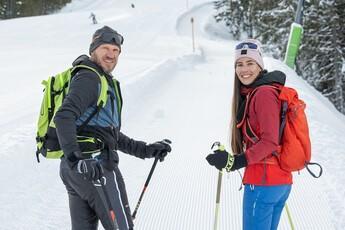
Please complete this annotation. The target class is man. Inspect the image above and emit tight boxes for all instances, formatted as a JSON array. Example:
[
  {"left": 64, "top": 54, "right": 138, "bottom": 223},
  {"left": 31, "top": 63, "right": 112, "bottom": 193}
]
[
  {"left": 55, "top": 26, "right": 172, "bottom": 230},
  {"left": 89, "top": 12, "right": 98, "bottom": 24}
]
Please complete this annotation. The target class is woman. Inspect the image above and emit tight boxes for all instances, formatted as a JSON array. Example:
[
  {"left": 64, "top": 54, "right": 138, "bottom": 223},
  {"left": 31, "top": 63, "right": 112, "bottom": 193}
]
[{"left": 206, "top": 39, "right": 292, "bottom": 230}]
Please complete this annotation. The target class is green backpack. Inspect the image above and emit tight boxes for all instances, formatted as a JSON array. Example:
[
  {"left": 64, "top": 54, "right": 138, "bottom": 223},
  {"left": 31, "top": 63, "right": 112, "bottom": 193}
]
[{"left": 35, "top": 65, "right": 109, "bottom": 162}]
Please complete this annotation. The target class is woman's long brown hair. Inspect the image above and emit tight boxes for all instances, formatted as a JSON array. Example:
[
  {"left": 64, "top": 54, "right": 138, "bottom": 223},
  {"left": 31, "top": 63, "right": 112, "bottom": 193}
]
[{"left": 230, "top": 74, "right": 243, "bottom": 154}]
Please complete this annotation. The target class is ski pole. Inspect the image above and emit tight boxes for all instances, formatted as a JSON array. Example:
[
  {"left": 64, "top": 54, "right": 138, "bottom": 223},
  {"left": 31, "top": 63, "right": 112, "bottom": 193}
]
[
  {"left": 132, "top": 157, "right": 159, "bottom": 219},
  {"left": 211, "top": 142, "right": 225, "bottom": 230},
  {"left": 214, "top": 169, "right": 223, "bottom": 230},
  {"left": 285, "top": 203, "right": 295, "bottom": 230},
  {"left": 96, "top": 177, "right": 119, "bottom": 230}
]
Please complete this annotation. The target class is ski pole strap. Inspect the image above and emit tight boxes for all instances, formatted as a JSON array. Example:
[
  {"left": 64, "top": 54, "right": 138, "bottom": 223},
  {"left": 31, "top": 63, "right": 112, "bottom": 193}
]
[
  {"left": 225, "top": 154, "right": 235, "bottom": 172},
  {"left": 305, "top": 162, "right": 323, "bottom": 178}
]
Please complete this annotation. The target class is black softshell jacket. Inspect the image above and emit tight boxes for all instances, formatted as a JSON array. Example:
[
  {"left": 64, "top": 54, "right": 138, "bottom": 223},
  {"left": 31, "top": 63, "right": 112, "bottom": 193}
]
[{"left": 54, "top": 55, "right": 148, "bottom": 162}]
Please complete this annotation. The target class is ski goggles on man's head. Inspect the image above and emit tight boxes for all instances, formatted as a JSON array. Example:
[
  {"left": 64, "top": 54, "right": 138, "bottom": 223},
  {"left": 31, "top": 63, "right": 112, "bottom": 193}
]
[
  {"left": 235, "top": 42, "right": 258, "bottom": 50},
  {"left": 93, "top": 31, "right": 124, "bottom": 46}
]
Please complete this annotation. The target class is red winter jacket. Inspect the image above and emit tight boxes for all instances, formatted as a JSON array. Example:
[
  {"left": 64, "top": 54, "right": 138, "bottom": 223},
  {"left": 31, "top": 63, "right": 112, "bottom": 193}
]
[{"left": 240, "top": 86, "right": 292, "bottom": 185}]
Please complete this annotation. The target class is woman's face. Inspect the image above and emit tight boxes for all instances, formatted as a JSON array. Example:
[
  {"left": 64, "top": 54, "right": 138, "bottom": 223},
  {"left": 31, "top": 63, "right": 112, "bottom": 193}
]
[{"left": 235, "top": 57, "right": 262, "bottom": 85}]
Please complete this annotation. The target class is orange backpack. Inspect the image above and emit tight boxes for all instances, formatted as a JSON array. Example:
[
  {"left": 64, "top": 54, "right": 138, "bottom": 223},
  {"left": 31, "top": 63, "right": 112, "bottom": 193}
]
[{"left": 240, "top": 85, "right": 322, "bottom": 178}]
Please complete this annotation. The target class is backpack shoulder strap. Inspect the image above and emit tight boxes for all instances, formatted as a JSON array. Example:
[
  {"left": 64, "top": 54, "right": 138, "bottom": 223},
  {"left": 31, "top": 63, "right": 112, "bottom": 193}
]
[
  {"left": 71, "top": 65, "right": 109, "bottom": 132},
  {"left": 72, "top": 64, "right": 108, "bottom": 108},
  {"left": 239, "top": 85, "right": 282, "bottom": 143},
  {"left": 112, "top": 79, "right": 123, "bottom": 112}
]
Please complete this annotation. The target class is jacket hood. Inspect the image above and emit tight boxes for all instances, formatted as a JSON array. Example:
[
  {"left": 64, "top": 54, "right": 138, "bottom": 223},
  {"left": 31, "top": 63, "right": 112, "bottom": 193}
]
[
  {"left": 72, "top": 54, "right": 113, "bottom": 80},
  {"left": 246, "top": 70, "right": 286, "bottom": 88},
  {"left": 72, "top": 54, "right": 90, "bottom": 66},
  {"left": 237, "top": 70, "right": 286, "bottom": 123}
]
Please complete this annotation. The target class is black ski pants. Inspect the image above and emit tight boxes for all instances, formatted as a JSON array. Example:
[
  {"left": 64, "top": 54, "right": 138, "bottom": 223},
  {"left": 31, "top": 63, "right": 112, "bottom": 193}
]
[{"left": 60, "top": 157, "right": 134, "bottom": 230}]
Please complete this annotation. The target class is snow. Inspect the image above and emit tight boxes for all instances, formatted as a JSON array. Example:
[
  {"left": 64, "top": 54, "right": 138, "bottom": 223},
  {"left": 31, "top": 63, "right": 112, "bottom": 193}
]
[{"left": 0, "top": 0, "right": 344, "bottom": 229}]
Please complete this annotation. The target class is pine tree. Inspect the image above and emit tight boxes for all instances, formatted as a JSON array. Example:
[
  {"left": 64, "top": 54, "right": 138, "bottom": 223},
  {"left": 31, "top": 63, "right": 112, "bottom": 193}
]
[
  {"left": 0, "top": 0, "right": 71, "bottom": 19},
  {"left": 298, "top": 0, "right": 345, "bottom": 112},
  {"left": 336, "top": 0, "right": 345, "bottom": 98},
  {"left": 0, "top": 1, "right": 5, "bottom": 18},
  {"left": 214, "top": 0, "right": 238, "bottom": 39},
  {"left": 254, "top": 0, "right": 295, "bottom": 58},
  {"left": 213, "top": 0, "right": 251, "bottom": 40}
]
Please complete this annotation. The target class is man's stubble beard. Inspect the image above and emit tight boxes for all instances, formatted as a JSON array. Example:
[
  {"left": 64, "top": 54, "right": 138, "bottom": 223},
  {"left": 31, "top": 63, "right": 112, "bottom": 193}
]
[{"left": 91, "top": 54, "right": 116, "bottom": 74}]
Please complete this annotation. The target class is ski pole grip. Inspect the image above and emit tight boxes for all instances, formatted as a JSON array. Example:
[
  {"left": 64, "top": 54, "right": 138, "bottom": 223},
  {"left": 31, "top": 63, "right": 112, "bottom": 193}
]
[{"left": 211, "top": 141, "right": 225, "bottom": 151}]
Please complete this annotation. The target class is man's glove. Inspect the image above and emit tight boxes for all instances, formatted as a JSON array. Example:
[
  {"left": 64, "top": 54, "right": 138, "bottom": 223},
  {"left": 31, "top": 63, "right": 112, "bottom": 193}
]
[
  {"left": 76, "top": 158, "right": 104, "bottom": 181},
  {"left": 66, "top": 151, "right": 104, "bottom": 181},
  {"left": 206, "top": 149, "right": 247, "bottom": 172},
  {"left": 146, "top": 139, "right": 172, "bottom": 162}
]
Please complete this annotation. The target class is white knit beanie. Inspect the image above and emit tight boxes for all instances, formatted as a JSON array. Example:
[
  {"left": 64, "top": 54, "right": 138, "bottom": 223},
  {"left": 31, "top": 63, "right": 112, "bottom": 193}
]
[{"left": 234, "top": 39, "right": 264, "bottom": 70}]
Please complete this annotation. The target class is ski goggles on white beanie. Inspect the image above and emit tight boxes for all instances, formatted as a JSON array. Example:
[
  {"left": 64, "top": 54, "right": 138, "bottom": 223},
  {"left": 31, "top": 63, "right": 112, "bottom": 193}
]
[{"left": 234, "top": 39, "right": 264, "bottom": 70}]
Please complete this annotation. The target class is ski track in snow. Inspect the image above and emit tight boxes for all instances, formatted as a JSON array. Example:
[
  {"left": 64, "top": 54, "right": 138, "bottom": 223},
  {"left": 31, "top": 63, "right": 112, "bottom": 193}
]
[{"left": 0, "top": 0, "right": 344, "bottom": 229}]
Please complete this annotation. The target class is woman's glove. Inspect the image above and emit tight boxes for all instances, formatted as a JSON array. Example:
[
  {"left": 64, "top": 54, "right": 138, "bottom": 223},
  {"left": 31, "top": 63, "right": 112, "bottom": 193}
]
[{"left": 206, "top": 149, "right": 247, "bottom": 172}]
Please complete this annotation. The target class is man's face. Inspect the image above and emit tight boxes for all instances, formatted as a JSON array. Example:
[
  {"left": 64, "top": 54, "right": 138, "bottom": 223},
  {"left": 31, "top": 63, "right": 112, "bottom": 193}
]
[{"left": 91, "top": 43, "right": 120, "bottom": 73}]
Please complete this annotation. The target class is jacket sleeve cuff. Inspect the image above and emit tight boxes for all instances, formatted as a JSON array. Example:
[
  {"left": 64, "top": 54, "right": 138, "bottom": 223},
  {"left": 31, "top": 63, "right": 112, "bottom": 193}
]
[
  {"left": 65, "top": 151, "right": 81, "bottom": 169},
  {"left": 231, "top": 153, "right": 248, "bottom": 171},
  {"left": 118, "top": 132, "right": 147, "bottom": 159}
]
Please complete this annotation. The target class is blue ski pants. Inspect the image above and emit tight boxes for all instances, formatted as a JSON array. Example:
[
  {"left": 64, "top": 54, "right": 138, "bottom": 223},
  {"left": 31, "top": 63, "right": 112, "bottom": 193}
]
[{"left": 243, "top": 184, "right": 292, "bottom": 230}]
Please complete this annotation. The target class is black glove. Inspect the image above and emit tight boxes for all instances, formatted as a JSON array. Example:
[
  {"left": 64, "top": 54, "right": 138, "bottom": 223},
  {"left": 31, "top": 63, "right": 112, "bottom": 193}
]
[
  {"left": 66, "top": 151, "right": 104, "bottom": 181},
  {"left": 146, "top": 139, "right": 172, "bottom": 162},
  {"left": 206, "top": 149, "right": 229, "bottom": 170},
  {"left": 76, "top": 158, "right": 104, "bottom": 181},
  {"left": 206, "top": 149, "right": 247, "bottom": 171}
]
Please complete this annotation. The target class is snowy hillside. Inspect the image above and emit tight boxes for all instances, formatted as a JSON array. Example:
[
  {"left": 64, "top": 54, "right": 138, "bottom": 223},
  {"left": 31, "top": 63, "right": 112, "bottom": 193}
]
[{"left": 0, "top": 0, "right": 344, "bottom": 229}]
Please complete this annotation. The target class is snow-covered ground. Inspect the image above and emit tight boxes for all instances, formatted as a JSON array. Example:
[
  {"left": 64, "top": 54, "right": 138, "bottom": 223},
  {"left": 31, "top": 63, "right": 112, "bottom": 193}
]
[{"left": 0, "top": 0, "right": 344, "bottom": 229}]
